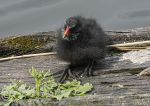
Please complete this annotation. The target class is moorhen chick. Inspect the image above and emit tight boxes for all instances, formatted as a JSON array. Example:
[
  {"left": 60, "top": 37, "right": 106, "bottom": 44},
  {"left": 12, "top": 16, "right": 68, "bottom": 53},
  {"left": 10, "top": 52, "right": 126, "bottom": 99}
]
[{"left": 57, "top": 16, "right": 108, "bottom": 82}]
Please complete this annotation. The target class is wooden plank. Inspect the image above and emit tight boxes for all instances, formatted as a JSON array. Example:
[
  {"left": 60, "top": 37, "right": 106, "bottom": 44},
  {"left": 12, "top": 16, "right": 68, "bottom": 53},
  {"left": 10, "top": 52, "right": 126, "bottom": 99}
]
[{"left": 0, "top": 50, "right": 150, "bottom": 105}]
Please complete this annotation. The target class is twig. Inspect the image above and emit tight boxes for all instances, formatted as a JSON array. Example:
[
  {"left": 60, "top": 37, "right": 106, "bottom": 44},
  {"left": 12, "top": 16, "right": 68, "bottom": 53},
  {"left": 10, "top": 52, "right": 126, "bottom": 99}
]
[
  {"left": 0, "top": 52, "right": 57, "bottom": 62},
  {"left": 108, "top": 40, "right": 150, "bottom": 51},
  {"left": 109, "top": 41, "right": 150, "bottom": 47}
]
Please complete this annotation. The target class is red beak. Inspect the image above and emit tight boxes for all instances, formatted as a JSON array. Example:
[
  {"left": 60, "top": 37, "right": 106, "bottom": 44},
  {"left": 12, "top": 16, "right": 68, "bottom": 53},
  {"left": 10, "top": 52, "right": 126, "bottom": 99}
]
[{"left": 63, "top": 26, "right": 71, "bottom": 38}]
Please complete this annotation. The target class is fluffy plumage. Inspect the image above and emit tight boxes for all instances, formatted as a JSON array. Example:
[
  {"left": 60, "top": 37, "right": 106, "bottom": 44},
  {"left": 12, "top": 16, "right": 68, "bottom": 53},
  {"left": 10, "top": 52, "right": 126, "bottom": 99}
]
[{"left": 57, "top": 16, "right": 108, "bottom": 82}]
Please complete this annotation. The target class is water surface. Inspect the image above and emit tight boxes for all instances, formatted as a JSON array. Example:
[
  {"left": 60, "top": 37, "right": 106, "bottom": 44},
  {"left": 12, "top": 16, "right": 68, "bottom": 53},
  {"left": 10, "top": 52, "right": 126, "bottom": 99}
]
[{"left": 0, "top": 0, "right": 150, "bottom": 38}]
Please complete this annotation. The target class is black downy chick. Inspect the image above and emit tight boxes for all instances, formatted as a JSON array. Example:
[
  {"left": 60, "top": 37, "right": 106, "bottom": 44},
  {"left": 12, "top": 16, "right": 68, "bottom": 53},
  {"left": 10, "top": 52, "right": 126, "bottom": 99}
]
[{"left": 57, "top": 16, "right": 108, "bottom": 82}]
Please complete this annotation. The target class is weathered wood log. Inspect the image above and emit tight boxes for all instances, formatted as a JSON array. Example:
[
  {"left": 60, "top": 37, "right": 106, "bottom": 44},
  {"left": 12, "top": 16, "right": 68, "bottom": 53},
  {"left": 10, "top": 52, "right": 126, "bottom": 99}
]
[
  {"left": 0, "top": 50, "right": 150, "bottom": 105},
  {"left": 0, "top": 27, "right": 150, "bottom": 105},
  {"left": 1, "top": 27, "right": 150, "bottom": 44},
  {"left": 0, "top": 27, "right": 150, "bottom": 57},
  {"left": 106, "top": 27, "right": 150, "bottom": 44}
]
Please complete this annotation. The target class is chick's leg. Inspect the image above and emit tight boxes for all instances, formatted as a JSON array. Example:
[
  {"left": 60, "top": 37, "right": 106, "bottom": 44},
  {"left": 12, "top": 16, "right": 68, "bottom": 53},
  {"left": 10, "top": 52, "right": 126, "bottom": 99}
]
[
  {"left": 80, "top": 60, "right": 95, "bottom": 77},
  {"left": 59, "top": 64, "right": 77, "bottom": 83}
]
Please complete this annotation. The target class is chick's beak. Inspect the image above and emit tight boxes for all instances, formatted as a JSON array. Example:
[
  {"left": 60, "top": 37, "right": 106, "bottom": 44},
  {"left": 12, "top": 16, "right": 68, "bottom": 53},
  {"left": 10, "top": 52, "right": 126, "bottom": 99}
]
[{"left": 63, "top": 26, "right": 71, "bottom": 38}]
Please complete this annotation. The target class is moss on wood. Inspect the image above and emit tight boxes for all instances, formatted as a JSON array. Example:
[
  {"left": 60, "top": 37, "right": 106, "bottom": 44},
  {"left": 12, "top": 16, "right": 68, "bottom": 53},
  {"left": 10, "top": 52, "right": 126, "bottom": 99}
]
[{"left": 0, "top": 32, "right": 56, "bottom": 57}]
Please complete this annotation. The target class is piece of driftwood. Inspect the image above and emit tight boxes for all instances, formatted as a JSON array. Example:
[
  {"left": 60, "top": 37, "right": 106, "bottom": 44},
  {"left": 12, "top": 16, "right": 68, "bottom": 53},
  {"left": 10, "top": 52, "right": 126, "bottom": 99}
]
[
  {"left": 1, "top": 27, "right": 150, "bottom": 43},
  {"left": 0, "top": 50, "right": 150, "bottom": 105},
  {"left": 108, "top": 40, "right": 150, "bottom": 51},
  {"left": 106, "top": 27, "right": 150, "bottom": 44},
  {"left": 0, "top": 27, "right": 150, "bottom": 105},
  {"left": 0, "top": 52, "right": 56, "bottom": 62},
  {"left": 0, "top": 27, "right": 150, "bottom": 57}
]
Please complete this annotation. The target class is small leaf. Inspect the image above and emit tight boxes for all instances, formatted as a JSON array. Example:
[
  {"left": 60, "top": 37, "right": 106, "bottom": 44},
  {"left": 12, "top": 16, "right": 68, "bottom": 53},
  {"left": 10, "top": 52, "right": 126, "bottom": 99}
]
[
  {"left": 74, "top": 83, "right": 93, "bottom": 96},
  {"left": 52, "top": 89, "right": 72, "bottom": 100}
]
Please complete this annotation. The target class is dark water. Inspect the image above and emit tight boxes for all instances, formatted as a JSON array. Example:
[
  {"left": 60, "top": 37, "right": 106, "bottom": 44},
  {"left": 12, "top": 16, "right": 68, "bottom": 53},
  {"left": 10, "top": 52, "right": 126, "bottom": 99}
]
[{"left": 0, "top": 0, "right": 150, "bottom": 38}]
